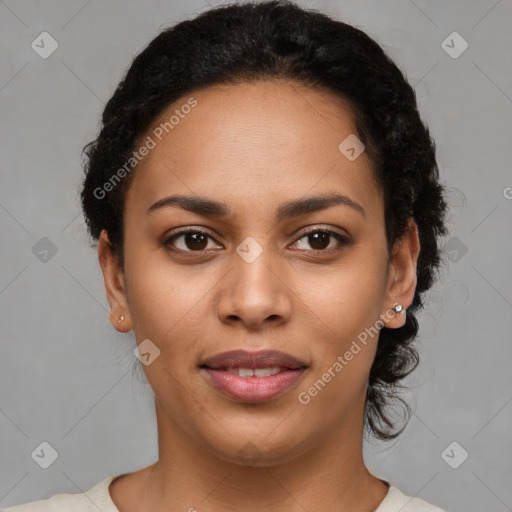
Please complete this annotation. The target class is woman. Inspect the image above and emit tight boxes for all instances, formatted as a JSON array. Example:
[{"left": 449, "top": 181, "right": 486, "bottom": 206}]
[{"left": 5, "top": 1, "right": 449, "bottom": 510}]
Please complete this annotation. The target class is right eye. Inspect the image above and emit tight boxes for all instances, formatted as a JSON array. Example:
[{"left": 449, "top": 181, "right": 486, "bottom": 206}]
[{"left": 162, "top": 228, "right": 223, "bottom": 253}]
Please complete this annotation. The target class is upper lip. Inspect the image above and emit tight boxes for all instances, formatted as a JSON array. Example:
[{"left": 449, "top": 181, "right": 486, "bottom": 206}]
[{"left": 200, "top": 349, "right": 308, "bottom": 370}]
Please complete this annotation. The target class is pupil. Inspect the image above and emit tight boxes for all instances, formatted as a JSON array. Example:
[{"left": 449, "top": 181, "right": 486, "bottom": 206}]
[
  {"left": 309, "top": 232, "right": 329, "bottom": 250},
  {"left": 186, "top": 233, "right": 207, "bottom": 250}
]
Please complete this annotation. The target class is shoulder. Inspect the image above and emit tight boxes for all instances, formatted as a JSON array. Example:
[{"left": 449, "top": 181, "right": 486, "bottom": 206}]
[
  {"left": 376, "top": 485, "right": 447, "bottom": 512},
  {"left": 1, "top": 475, "right": 121, "bottom": 512},
  {"left": 1, "top": 493, "right": 91, "bottom": 512}
]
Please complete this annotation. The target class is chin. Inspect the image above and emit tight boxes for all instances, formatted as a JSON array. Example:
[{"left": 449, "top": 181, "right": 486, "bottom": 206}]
[{"left": 197, "top": 417, "right": 312, "bottom": 468}]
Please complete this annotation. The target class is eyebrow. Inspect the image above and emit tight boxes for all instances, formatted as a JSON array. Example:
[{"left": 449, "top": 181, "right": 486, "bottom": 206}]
[{"left": 147, "top": 192, "right": 366, "bottom": 220}]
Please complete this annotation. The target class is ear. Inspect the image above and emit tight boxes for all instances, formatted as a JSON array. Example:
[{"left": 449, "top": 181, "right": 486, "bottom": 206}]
[
  {"left": 381, "top": 217, "right": 421, "bottom": 329},
  {"left": 98, "top": 230, "right": 132, "bottom": 333}
]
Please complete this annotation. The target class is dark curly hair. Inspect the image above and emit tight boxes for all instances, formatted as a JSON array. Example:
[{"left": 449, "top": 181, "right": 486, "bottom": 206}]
[{"left": 80, "top": 0, "right": 449, "bottom": 441}]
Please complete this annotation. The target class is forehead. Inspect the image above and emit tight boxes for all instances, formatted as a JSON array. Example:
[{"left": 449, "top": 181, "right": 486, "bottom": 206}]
[{"left": 126, "top": 80, "right": 382, "bottom": 222}]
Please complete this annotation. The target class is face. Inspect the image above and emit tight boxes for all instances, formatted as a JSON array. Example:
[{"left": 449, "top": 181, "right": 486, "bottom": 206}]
[{"left": 100, "top": 79, "right": 419, "bottom": 466}]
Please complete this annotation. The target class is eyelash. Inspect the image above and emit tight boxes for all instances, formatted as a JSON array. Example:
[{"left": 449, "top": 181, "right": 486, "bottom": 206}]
[{"left": 162, "top": 226, "right": 351, "bottom": 255}]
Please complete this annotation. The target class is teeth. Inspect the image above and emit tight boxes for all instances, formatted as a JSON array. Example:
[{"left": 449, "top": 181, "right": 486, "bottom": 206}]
[
  {"left": 255, "top": 367, "right": 282, "bottom": 377},
  {"left": 224, "top": 367, "right": 282, "bottom": 377},
  {"left": 254, "top": 368, "right": 272, "bottom": 377}
]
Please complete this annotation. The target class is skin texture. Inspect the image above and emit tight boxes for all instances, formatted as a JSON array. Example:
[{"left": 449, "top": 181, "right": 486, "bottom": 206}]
[{"left": 99, "top": 79, "right": 420, "bottom": 511}]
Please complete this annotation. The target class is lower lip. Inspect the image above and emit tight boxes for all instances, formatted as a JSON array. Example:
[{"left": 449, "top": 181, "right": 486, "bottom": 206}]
[{"left": 201, "top": 368, "right": 306, "bottom": 403}]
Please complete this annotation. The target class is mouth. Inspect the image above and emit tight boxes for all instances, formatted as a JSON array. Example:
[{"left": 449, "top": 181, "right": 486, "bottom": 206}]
[{"left": 199, "top": 349, "right": 308, "bottom": 403}]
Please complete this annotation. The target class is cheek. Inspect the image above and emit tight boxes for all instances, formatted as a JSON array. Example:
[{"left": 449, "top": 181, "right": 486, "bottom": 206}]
[
  {"left": 295, "top": 352, "right": 374, "bottom": 436},
  {"left": 296, "top": 252, "right": 387, "bottom": 339},
  {"left": 295, "top": 269, "right": 383, "bottom": 416},
  {"left": 122, "top": 242, "right": 184, "bottom": 338},
  {"left": 123, "top": 255, "right": 205, "bottom": 404},
  {"left": 292, "top": 252, "right": 387, "bottom": 407}
]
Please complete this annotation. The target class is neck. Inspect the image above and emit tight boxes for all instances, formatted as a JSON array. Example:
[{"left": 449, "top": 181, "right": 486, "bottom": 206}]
[{"left": 112, "top": 397, "right": 389, "bottom": 512}]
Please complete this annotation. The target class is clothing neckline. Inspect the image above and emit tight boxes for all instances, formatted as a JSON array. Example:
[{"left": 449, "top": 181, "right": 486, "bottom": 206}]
[{"left": 88, "top": 473, "right": 394, "bottom": 512}]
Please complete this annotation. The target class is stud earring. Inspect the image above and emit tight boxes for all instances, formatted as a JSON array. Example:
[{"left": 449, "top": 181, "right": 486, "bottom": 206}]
[
  {"left": 392, "top": 303, "right": 405, "bottom": 314},
  {"left": 118, "top": 315, "right": 125, "bottom": 324}
]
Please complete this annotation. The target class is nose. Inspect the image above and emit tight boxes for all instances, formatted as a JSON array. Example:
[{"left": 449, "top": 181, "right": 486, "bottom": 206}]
[{"left": 216, "top": 244, "right": 292, "bottom": 331}]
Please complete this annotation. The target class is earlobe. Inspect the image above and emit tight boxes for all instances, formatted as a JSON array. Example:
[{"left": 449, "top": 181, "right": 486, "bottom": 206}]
[
  {"left": 381, "top": 218, "right": 420, "bottom": 329},
  {"left": 98, "top": 230, "right": 133, "bottom": 333}
]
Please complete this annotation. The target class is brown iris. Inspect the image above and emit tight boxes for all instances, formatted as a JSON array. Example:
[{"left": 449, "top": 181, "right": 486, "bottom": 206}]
[
  {"left": 307, "top": 231, "right": 331, "bottom": 250},
  {"left": 184, "top": 232, "right": 209, "bottom": 250}
]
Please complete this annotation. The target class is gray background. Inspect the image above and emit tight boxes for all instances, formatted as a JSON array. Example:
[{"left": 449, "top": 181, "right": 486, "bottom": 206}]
[{"left": 1, "top": 1, "right": 511, "bottom": 511}]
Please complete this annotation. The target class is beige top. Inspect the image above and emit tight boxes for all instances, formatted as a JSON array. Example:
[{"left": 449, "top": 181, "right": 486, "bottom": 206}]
[{"left": 2, "top": 474, "right": 446, "bottom": 511}]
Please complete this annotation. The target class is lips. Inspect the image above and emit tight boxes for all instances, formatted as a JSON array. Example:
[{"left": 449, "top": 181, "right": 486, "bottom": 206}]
[
  {"left": 199, "top": 349, "right": 308, "bottom": 403},
  {"left": 201, "top": 349, "right": 307, "bottom": 370}
]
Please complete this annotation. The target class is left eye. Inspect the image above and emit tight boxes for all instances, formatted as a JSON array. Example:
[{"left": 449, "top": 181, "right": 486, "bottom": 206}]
[{"left": 291, "top": 229, "right": 349, "bottom": 252}]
